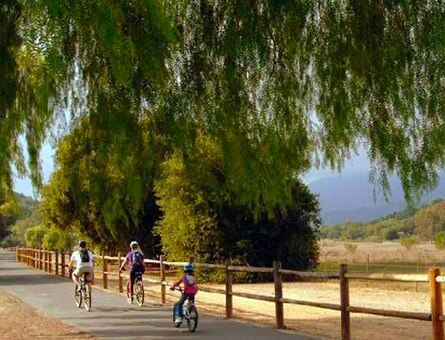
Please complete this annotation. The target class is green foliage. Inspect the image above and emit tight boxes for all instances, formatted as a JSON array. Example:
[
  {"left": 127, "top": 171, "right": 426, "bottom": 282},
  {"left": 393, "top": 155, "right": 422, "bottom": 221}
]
[
  {"left": 40, "top": 116, "right": 163, "bottom": 254},
  {"left": 321, "top": 200, "right": 445, "bottom": 242},
  {"left": 400, "top": 235, "right": 418, "bottom": 250},
  {"left": 434, "top": 232, "right": 445, "bottom": 250},
  {"left": 413, "top": 201, "right": 445, "bottom": 241},
  {"left": 42, "top": 227, "right": 78, "bottom": 252},
  {"left": 2, "top": 1, "right": 445, "bottom": 216},
  {"left": 381, "top": 228, "right": 399, "bottom": 241},
  {"left": 25, "top": 224, "right": 45, "bottom": 248},
  {"left": 10, "top": 210, "right": 41, "bottom": 246},
  {"left": 1, "top": 234, "right": 17, "bottom": 248},
  {"left": 155, "top": 139, "right": 321, "bottom": 277},
  {"left": 0, "top": 193, "right": 39, "bottom": 245}
]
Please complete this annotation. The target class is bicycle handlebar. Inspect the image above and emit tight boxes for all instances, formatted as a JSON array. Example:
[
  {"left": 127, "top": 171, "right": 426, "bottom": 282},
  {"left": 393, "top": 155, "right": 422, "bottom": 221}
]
[{"left": 170, "top": 286, "right": 184, "bottom": 292}]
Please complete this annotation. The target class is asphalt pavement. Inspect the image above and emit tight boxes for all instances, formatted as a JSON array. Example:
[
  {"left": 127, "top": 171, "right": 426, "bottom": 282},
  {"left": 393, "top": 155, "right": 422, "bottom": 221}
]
[{"left": 0, "top": 252, "right": 315, "bottom": 339}]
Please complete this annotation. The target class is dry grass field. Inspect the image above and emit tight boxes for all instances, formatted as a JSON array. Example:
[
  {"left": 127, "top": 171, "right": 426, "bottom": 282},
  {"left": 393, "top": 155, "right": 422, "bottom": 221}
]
[
  {"left": 317, "top": 240, "right": 445, "bottom": 281},
  {"left": 320, "top": 239, "right": 444, "bottom": 264}
]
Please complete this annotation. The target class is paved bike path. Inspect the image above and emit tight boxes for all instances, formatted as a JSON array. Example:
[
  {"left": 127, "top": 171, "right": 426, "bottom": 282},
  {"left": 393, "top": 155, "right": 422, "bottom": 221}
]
[{"left": 0, "top": 252, "right": 314, "bottom": 339}]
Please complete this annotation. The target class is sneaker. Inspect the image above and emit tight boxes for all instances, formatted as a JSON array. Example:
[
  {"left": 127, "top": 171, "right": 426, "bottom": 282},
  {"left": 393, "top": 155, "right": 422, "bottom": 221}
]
[{"left": 175, "top": 317, "right": 182, "bottom": 326}]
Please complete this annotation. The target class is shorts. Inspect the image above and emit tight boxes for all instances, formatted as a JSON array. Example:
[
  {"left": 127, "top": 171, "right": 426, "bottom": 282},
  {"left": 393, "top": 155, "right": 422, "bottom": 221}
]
[{"left": 73, "top": 266, "right": 94, "bottom": 282}]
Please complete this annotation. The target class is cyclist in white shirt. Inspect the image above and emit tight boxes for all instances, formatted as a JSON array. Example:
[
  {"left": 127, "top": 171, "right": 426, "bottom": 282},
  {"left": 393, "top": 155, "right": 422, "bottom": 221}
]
[{"left": 68, "top": 240, "right": 94, "bottom": 291}]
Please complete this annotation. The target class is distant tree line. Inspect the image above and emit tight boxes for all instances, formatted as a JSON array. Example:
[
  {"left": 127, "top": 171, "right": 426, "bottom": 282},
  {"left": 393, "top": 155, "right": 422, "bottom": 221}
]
[{"left": 321, "top": 199, "right": 445, "bottom": 247}]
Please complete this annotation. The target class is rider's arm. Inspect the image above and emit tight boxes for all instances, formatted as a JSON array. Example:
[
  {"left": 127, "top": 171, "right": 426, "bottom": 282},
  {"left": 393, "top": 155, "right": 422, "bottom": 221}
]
[
  {"left": 120, "top": 257, "right": 128, "bottom": 271},
  {"left": 171, "top": 276, "right": 184, "bottom": 289},
  {"left": 68, "top": 253, "right": 76, "bottom": 268}
]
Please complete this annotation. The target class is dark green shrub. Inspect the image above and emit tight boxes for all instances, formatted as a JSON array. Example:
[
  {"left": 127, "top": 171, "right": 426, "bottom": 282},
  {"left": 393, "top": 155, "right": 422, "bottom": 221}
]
[{"left": 434, "top": 231, "right": 445, "bottom": 250}]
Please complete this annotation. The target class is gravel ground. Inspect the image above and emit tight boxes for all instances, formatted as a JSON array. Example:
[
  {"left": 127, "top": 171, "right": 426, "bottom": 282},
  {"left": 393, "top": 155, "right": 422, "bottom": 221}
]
[{"left": 0, "top": 290, "right": 95, "bottom": 340}]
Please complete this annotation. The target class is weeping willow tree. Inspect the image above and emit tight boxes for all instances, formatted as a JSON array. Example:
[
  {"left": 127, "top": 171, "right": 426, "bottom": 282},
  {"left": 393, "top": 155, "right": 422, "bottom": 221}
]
[
  {"left": 2, "top": 1, "right": 445, "bottom": 218},
  {"left": 40, "top": 114, "right": 163, "bottom": 253}
]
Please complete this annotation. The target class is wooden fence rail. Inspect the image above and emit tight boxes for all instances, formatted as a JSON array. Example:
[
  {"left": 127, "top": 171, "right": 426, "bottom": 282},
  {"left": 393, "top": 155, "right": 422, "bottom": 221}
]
[{"left": 15, "top": 247, "right": 445, "bottom": 340}]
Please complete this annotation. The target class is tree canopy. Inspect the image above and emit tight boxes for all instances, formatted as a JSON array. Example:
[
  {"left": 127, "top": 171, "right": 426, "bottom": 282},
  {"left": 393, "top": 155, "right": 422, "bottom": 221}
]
[{"left": 2, "top": 1, "right": 445, "bottom": 212}]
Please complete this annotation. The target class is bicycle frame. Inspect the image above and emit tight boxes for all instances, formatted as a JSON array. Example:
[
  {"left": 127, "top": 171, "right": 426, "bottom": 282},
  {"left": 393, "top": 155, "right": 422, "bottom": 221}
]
[
  {"left": 172, "top": 287, "right": 198, "bottom": 332},
  {"left": 74, "top": 273, "right": 91, "bottom": 311},
  {"left": 123, "top": 269, "right": 144, "bottom": 306}
]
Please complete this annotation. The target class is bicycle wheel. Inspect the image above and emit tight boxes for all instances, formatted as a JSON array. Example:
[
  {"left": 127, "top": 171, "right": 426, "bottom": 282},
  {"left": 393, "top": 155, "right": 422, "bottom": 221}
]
[
  {"left": 74, "top": 285, "right": 82, "bottom": 308},
  {"left": 83, "top": 284, "right": 92, "bottom": 311},
  {"left": 186, "top": 305, "right": 198, "bottom": 332},
  {"left": 134, "top": 280, "right": 144, "bottom": 307},
  {"left": 126, "top": 281, "right": 133, "bottom": 304}
]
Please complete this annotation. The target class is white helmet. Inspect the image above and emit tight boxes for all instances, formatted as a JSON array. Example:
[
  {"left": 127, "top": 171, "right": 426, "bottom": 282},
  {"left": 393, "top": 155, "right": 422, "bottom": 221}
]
[{"left": 130, "top": 241, "right": 139, "bottom": 248}]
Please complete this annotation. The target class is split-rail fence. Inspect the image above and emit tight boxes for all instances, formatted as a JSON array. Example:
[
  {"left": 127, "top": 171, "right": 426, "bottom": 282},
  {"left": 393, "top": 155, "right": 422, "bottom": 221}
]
[{"left": 16, "top": 247, "right": 445, "bottom": 340}]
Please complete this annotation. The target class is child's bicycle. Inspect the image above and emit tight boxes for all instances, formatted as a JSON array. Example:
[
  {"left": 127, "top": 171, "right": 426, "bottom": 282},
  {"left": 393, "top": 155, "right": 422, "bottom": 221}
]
[
  {"left": 121, "top": 268, "right": 145, "bottom": 307},
  {"left": 73, "top": 272, "right": 92, "bottom": 311},
  {"left": 172, "top": 287, "right": 198, "bottom": 332}
]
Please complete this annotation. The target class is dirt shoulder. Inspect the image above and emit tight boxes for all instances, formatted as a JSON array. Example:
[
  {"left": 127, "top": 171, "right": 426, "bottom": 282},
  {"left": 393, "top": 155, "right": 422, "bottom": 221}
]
[{"left": 0, "top": 289, "right": 95, "bottom": 340}]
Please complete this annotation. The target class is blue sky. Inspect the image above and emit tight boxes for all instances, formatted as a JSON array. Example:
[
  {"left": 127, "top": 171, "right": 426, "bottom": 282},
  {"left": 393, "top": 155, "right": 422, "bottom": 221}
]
[{"left": 14, "top": 141, "right": 55, "bottom": 198}]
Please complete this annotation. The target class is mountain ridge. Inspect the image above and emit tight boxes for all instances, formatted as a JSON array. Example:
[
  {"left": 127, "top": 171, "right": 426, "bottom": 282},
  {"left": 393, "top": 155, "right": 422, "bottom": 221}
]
[{"left": 308, "top": 173, "right": 445, "bottom": 224}]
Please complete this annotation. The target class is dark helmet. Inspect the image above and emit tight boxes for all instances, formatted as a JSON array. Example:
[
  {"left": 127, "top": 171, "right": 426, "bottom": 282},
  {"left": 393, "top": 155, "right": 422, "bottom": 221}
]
[{"left": 78, "top": 240, "right": 87, "bottom": 248}]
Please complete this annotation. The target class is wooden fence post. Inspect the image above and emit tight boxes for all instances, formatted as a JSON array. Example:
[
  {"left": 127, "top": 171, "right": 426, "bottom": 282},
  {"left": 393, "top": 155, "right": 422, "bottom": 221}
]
[
  {"left": 274, "top": 261, "right": 285, "bottom": 329},
  {"left": 225, "top": 259, "right": 233, "bottom": 319},
  {"left": 44, "top": 250, "right": 48, "bottom": 272},
  {"left": 38, "top": 248, "right": 43, "bottom": 270},
  {"left": 160, "top": 255, "right": 166, "bottom": 303},
  {"left": 118, "top": 252, "right": 123, "bottom": 293},
  {"left": 55, "top": 251, "right": 59, "bottom": 275},
  {"left": 48, "top": 251, "right": 52, "bottom": 273},
  {"left": 61, "top": 252, "right": 66, "bottom": 277},
  {"left": 340, "top": 264, "right": 351, "bottom": 340},
  {"left": 429, "top": 268, "right": 444, "bottom": 340},
  {"left": 102, "top": 254, "right": 108, "bottom": 289}
]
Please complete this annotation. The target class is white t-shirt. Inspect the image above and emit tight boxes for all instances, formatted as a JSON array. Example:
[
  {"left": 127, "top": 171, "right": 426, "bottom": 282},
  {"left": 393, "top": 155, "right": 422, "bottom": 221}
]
[{"left": 71, "top": 250, "right": 94, "bottom": 268}]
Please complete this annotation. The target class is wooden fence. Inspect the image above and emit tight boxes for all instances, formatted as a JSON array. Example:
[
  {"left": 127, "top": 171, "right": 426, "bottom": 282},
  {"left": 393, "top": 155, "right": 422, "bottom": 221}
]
[{"left": 15, "top": 247, "right": 445, "bottom": 340}]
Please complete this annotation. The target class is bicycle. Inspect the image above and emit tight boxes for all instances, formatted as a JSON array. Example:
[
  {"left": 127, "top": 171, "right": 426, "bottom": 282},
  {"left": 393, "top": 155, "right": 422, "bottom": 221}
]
[
  {"left": 172, "top": 287, "right": 198, "bottom": 332},
  {"left": 122, "top": 268, "right": 145, "bottom": 307},
  {"left": 73, "top": 272, "right": 92, "bottom": 311}
]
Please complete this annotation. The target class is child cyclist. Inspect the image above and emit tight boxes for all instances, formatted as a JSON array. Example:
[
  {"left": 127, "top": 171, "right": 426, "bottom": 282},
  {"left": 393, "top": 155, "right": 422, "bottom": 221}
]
[
  {"left": 119, "top": 241, "right": 146, "bottom": 299},
  {"left": 170, "top": 262, "right": 198, "bottom": 325}
]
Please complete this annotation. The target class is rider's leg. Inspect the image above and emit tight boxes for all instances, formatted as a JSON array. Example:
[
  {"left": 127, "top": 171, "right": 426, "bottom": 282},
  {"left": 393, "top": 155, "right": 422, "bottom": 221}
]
[
  {"left": 85, "top": 268, "right": 94, "bottom": 291},
  {"left": 175, "top": 293, "right": 187, "bottom": 319},
  {"left": 72, "top": 269, "right": 80, "bottom": 287},
  {"left": 130, "top": 269, "right": 137, "bottom": 296}
]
